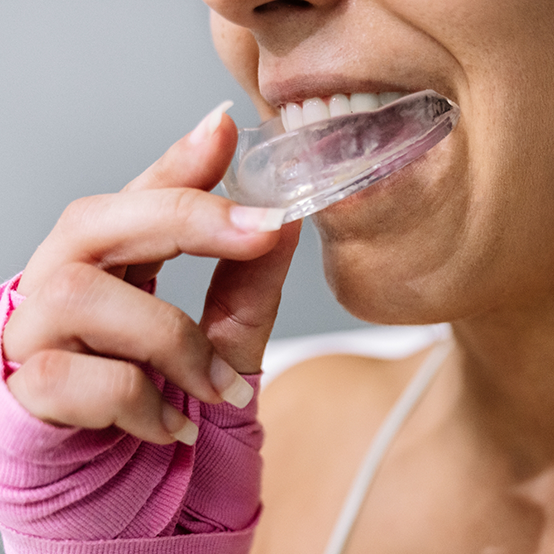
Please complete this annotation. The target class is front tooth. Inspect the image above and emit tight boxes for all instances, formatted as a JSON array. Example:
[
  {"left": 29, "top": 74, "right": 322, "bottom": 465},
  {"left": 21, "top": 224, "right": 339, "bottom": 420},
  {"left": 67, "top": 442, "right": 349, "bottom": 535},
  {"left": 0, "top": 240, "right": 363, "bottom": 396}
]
[
  {"left": 286, "top": 102, "right": 304, "bottom": 131},
  {"left": 378, "top": 92, "right": 404, "bottom": 107},
  {"left": 280, "top": 106, "right": 290, "bottom": 132},
  {"left": 350, "top": 93, "right": 380, "bottom": 113},
  {"left": 302, "top": 97, "right": 330, "bottom": 125},
  {"left": 329, "top": 94, "right": 351, "bottom": 117}
]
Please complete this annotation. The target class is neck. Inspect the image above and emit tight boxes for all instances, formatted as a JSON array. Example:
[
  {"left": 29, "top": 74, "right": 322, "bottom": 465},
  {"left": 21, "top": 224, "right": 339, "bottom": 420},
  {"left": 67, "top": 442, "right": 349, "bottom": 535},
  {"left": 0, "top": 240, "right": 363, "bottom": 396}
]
[{"left": 451, "top": 297, "right": 554, "bottom": 479}]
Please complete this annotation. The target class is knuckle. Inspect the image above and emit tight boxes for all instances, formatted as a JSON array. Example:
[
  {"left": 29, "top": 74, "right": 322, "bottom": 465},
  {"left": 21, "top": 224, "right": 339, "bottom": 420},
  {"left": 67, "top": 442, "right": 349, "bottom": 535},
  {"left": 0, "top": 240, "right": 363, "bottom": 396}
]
[
  {"left": 25, "top": 350, "right": 68, "bottom": 401},
  {"left": 55, "top": 195, "right": 114, "bottom": 260},
  {"left": 58, "top": 197, "right": 85, "bottom": 227},
  {"left": 147, "top": 155, "right": 170, "bottom": 189},
  {"left": 205, "top": 286, "right": 266, "bottom": 331},
  {"left": 58, "top": 195, "right": 101, "bottom": 233},
  {"left": 42, "top": 262, "right": 97, "bottom": 314},
  {"left": 156, "top": 304, "right": 195, "bottom": 350},
  {"left": 151, "top": 304, "right": 212, "bottom": 371},
  {"left": 169, "top": 188, "right": 202, "bottom": 228},
  {"left": 109, "top": 362, "right": 149, "bottom": 411}
]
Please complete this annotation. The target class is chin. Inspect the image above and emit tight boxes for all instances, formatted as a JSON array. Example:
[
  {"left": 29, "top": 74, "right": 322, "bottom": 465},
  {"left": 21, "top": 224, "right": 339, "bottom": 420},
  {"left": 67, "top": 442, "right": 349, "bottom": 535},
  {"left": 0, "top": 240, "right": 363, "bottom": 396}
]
[
  {"left": 318, "top": 224, "right": 523, "bottom": 327},
  {"left": 323, "top": 267, "right": 475, "bottom": 327},
  {"left": 315, "top": 213, "right": 491, "bottom": 327},
  {"left": 320, "top": 248, "right": 449, "bottom": 326}
]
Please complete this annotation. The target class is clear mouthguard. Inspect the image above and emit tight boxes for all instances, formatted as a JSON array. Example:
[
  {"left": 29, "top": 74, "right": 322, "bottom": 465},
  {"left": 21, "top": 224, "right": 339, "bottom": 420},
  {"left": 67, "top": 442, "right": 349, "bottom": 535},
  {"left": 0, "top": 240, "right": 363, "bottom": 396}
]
[{"left": 222, "top": 90, "right": 460, "bottom": 223}]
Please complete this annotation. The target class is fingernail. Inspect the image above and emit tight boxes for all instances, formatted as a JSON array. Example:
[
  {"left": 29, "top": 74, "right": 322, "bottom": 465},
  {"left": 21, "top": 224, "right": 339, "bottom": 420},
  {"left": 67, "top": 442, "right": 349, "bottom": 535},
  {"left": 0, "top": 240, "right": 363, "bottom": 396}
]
[
  {"left": 210, "top": 355, "right": 254, "bottom": 409},
  {"left": 172, "top": 419, "right": 199, "bottom": 446},
  {"left": 230, "top": 206, "right": 286, "bottom": 233},
  {"left": 189, "top": 100, "right": 234, "bottom": 145},
  {"left": 162, "top": 403, "right": 199, "bottom": 445}
]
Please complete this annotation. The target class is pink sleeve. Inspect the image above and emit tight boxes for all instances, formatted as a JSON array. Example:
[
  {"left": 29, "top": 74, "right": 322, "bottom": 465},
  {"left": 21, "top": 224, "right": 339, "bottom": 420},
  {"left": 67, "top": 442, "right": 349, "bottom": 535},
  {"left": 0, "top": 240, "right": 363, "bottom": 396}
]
[{"left": 0, "top": 274, "right": 262, "bottom": 554}]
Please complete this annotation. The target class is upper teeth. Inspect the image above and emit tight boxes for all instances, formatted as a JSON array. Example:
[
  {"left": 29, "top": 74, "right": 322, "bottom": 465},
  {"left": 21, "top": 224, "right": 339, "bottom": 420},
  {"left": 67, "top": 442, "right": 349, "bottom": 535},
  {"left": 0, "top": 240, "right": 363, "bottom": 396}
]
[{"left": 280, "top": 92, "right": 408, "bottom": 132}]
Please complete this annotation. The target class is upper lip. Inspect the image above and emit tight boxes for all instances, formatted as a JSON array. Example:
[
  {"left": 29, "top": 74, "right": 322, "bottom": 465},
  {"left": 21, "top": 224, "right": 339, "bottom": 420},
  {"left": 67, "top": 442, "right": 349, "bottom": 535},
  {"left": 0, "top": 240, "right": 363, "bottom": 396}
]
[
  {"left": 259, "top": 72, "right": 459, "bottom": 111},
  {"left": 261, "top": 74, "right": 415, "bottom": 108}
]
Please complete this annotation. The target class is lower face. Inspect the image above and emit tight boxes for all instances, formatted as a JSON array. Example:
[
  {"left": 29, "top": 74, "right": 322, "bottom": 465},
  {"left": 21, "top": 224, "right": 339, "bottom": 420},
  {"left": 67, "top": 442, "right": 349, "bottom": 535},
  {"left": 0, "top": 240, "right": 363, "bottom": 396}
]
[{"left": 208, "top": 0, "right": 554, "bottom": 325}]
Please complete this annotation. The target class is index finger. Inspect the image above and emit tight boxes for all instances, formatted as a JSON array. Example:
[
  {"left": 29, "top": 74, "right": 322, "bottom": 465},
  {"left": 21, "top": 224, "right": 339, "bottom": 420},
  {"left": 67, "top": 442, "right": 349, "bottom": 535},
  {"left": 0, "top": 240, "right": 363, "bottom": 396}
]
[
  {"left": 124, "top": 102, "right": 237, "bottom": 193},
  {"left": 18, "top": 189, "right": 286, "bottom": 297}
]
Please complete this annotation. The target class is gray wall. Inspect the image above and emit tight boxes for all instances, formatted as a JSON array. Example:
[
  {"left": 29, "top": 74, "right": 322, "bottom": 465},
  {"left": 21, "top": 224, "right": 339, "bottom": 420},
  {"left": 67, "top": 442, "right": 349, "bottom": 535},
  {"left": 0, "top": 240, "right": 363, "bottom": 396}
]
[{"left": 0, "top": 0, "right": 368, "bottom": 341}]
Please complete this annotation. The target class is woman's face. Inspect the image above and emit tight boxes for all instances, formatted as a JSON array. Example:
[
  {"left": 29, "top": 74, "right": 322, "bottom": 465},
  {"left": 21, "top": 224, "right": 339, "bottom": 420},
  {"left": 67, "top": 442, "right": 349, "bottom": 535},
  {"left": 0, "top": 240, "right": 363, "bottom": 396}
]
[{"left": 206, "top": 0, "right": 554, "bottom": 325}]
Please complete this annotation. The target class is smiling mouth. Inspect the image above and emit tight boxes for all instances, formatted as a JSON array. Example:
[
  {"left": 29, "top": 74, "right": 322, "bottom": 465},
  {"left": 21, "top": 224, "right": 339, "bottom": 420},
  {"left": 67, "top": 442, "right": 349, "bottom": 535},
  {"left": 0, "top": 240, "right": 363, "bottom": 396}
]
[
  {"left": 280, "top": 92, "right": 411, "bottom": 132},
  {"left": 222, "top": 90, "right": 460, "bottom": 222}
]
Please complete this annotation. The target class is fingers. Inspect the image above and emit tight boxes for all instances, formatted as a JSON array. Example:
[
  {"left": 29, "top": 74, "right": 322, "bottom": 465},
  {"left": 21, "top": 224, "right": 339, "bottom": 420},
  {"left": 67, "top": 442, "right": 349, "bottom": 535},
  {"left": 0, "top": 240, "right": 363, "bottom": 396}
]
[
  {"left": 200, "top": 220, "right": 302, "bottom": 375},
  {"left": 5, "top": 263, "right": 252, "bottom": 407},
  {"left": 7, "top": 350, "right": 199, "bottom": 446},
  {"left": 57, "top": 189, "right": 281, "bottom": 264},
  {"left": 3, "top": 101, "right": 281, "bottom": 444}
]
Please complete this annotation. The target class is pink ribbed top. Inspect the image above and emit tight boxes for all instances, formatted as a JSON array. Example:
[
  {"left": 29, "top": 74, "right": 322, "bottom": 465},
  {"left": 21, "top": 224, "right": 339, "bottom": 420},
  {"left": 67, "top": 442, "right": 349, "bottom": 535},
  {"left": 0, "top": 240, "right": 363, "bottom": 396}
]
[{"left": 0, "top": 274, "right": 262, "bottom": 553}]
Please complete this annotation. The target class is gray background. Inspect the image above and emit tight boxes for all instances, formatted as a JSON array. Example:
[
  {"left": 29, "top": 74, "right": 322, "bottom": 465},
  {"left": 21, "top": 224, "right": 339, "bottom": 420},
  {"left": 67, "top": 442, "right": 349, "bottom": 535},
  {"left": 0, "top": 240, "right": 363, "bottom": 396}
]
[{"left": 0, "top": 4, "right": 369, "bottom": 549}]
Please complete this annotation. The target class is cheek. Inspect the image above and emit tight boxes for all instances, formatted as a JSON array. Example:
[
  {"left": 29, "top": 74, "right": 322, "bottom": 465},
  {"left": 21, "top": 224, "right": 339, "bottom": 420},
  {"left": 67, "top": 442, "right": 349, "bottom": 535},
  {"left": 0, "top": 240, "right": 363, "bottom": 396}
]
[
  {"left": 210, "top": 12, "right": 257, "bottom": 92},
  {"left": 209, "top": 11, "right": 277, "bottom": 120},
  {"left": 382, "top": 0, "right": 554, "bottom": 107},
  {"left": 381, "top": 0, "right": 535, "bottom": 52}
]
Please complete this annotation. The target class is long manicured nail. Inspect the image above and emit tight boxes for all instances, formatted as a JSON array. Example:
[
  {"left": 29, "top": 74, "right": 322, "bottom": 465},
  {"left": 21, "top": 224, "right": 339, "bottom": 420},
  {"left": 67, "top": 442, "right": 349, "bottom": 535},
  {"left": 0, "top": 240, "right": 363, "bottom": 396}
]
[
  {"left": 230, "top": 206, "right": 286, "bottom": 233},
  {"left": 189, "top": 100, "right": 234, "bottom": 145},
  {"left": 210, "top": 355, "right": 254, "bottom": 409},
  {"left": 162, "top": 403, "right": 199, "bottom": 445}
]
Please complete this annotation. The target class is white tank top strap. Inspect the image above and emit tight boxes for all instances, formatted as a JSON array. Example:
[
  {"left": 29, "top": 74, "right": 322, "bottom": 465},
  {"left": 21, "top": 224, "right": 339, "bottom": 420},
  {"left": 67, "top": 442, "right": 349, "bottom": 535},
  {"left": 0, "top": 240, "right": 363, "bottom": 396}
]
[{"left": 323, "top": 339, "right": 454, "bottom": 554}]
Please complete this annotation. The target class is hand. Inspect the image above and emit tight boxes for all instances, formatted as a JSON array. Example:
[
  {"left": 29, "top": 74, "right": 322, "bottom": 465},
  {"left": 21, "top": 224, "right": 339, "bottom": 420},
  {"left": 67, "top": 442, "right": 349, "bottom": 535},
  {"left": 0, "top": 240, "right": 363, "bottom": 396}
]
[{"left": 3, "top": 102, "right": 301, "bottom": 446}]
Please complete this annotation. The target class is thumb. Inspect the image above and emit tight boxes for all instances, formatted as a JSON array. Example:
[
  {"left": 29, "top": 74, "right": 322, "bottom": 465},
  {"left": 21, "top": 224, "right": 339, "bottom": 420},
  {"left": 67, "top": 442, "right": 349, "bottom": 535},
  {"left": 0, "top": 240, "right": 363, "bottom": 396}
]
[{"left": 200, "top": 221, "right": 302, "bottom": 375}]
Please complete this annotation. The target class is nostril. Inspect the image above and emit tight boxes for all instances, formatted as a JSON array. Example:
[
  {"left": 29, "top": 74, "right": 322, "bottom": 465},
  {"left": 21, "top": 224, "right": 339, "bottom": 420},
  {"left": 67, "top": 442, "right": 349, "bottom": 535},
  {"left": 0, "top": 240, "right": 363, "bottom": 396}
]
[{"left": 254, "top": 0, "right": 312, "bottom": 14}]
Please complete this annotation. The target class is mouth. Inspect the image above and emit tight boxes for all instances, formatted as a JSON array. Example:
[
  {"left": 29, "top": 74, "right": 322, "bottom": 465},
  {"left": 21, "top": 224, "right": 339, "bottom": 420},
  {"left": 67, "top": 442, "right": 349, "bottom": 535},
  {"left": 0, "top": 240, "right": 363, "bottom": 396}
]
[
  {"left": 223, "top": 89, "right": 460, "bottom": 222},
  {"left": 280, "top": 91, "right": 411, "bottom": 132}
]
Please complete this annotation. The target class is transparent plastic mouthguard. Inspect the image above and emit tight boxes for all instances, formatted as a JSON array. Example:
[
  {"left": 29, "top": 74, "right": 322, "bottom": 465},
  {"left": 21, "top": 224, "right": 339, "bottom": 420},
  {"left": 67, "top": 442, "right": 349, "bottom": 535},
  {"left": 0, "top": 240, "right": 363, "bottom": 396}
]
[{"left": 222, "top": 90, "right": 460, "bottom": 223}]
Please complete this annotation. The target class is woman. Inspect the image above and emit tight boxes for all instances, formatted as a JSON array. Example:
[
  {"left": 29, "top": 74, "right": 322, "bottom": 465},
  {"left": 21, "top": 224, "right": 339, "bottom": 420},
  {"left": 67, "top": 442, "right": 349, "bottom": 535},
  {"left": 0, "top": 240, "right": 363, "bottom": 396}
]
[
  {"left": 207, "top": 1, "right": 554, "bottom": 552},
  {"left": 2, "top": 0, "right": 554, "bottom": 552}
]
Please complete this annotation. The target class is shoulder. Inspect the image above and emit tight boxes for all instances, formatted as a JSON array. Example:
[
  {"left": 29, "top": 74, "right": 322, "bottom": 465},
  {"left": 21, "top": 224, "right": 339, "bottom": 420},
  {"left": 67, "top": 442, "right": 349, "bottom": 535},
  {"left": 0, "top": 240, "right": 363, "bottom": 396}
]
[
  {"left": 260, "top": 347, "right": 432, "bottom": 435},
  {"left": 253, "top": 346, "right": 436, "bottom": 554},
  {"left": 258, "top": 352, "right": 412, "bottom": 468}
]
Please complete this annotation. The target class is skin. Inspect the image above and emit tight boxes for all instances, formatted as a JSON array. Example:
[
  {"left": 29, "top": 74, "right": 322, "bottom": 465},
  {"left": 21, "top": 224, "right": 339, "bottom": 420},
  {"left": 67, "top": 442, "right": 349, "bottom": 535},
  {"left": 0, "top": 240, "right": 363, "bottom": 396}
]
[{"left": 206, "top": 0, "right": 554, "bottom": 551}]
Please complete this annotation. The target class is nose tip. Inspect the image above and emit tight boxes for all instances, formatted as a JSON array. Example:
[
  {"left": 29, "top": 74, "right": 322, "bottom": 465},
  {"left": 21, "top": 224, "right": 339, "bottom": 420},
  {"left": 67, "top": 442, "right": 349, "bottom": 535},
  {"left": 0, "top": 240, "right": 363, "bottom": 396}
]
[
  {"left": 206, "top": 0, "right": 340, "bottom": 27},
  {"left": 205, "top": 0, "right": 265, "bottom": 26},
  {"left": 254, "top": 0, "right": 312, "bottom": 12}
]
